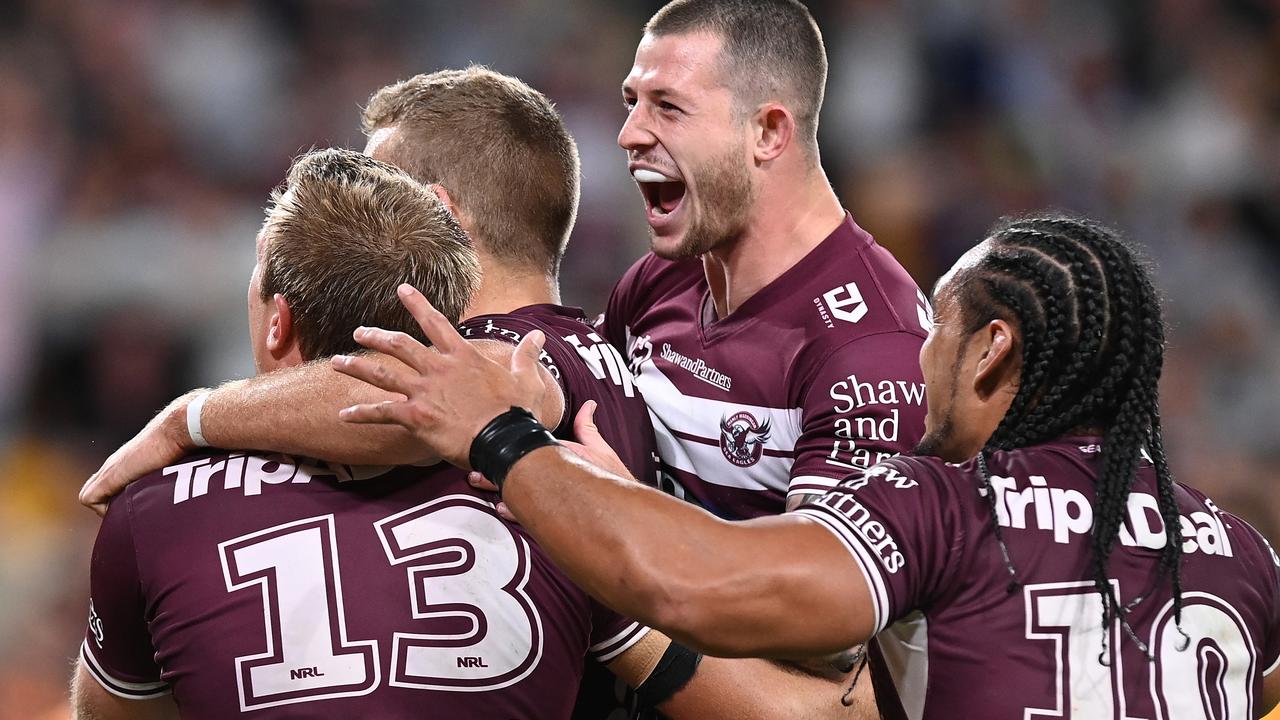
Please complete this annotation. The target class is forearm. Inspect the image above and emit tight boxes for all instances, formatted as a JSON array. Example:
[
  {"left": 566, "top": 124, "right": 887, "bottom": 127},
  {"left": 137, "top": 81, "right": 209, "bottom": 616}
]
[
  {"left": 662, "top": 657, "right": 876, "bottom": 720},
  {"left": 500, "top": 446, "right": 870, "bottom": 658},
  {"left": 202, "top": 358, "right": 427, "bottom": 465}
]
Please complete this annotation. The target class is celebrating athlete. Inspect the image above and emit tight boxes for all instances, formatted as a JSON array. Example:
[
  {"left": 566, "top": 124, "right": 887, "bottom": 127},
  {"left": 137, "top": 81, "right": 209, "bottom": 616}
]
[
  {"left": 75, "top": 70, "right": 865, "bottom": 718},
  {"left": 336, "top": 214, "right": 1280, "bottom": 719},
  {"left": 604, "top": 0, "right": 929, "bottom": 520},
  {"left": 73, "top": 149, "right": 663, "bottom": 719}
]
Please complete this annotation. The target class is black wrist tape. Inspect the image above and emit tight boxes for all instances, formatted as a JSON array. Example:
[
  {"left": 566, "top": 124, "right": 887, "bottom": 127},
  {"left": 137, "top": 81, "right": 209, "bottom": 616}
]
[
  {"left": 468, "top": 407, "right": 559, "bottom": 493},
  {"left": 635, "top": 641, "right": 703, "bottom": 710}
]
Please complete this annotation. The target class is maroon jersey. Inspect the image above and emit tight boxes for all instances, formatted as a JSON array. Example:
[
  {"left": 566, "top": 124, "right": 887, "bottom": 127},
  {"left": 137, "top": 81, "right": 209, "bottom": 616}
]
[
  {"left": 460, "top": 304, "right": 658, "bottom": 487},
  {"left": 82, "top": 454, "right": 649, "bottom": 718},
  {"left": 795, "top": 437, "right": 1280, "bottom": 719},
  {"left": 601, "top": 213, "right": 929, "bottom": 519},
  {"left": 460, "top": 304, "right": 660, "bottom": 718}
]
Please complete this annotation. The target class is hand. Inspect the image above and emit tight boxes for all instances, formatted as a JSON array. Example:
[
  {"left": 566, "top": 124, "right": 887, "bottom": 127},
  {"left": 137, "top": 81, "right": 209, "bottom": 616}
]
[
  {"left": 333, "top": 284, "right": 549, "bottom": 469},
  {"left": 467, "top": 400, "right": 634, "bottom": 521},
  {"left": 560, "top": 400, "right": 631, "bottom": 479},
  {"left": 79, "top": 389, "right": 205, "bottom": 516}
]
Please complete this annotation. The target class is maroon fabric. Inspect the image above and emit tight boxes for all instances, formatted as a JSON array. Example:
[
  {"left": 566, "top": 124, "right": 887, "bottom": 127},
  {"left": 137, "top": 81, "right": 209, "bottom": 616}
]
[
  {"left": 461, "top": 304, "right": 661, "bottom": 719},
  {"left": 83, "top": 307, "right": 658, "bottom": 718},
  {"left": 83, "top": 455, "right": 648, "bottom": 718},
  {"left": 601, "top": 213, "right": 929, "bottom": 519},
  {"left": 797, "top": 438, "right": 1280, "bottom": 719}
]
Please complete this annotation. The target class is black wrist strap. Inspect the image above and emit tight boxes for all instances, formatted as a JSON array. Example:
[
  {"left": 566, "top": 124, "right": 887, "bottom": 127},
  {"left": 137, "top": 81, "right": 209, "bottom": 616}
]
[
  {"left": 635, "top": 641, "right": 703, "bottom": 710},
  {"left": 469, "top": 407, "right": 559, "bottom": 493}
]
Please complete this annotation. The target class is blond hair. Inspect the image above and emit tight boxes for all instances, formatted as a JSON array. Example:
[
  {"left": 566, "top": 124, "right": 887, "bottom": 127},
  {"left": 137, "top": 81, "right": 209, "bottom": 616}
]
[
  {"left": 362, "top": 67, "right": 579, "bottom": 276},
  {"left": 259, "top": 148, "right": 480, "bottom": 360}
]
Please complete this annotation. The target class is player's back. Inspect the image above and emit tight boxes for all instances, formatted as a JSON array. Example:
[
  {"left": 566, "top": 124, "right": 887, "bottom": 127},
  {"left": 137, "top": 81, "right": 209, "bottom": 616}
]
[
  {"left": 82, "top": 452, "right": 645, "bottom": 719},
  {"left": 798, "top": 438, "right": 1280, "bottom": 719}
]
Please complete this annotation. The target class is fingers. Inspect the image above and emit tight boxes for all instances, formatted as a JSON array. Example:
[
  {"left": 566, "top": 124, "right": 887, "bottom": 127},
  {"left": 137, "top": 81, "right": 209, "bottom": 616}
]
[
  {"left": 338, "top": 399, "right": 414, "bottom": 426},
  {"left": 331, "top": 354, "right": 417, "bottom": 397},
  {"left": 467, "top": 471, "right": 500, "bottom": 493},
  {"left": 466, "top": 472, "right": 517, "bottom": 522},
  {"left": 350, "top": 327, "right": 435, "bottom": 373},
  {"left": 397, "top": 284, "right": 468, "bottom": 355},
  {"left": 79, "top": 474, "right": 110, "bottom": 516},
  {"left": 573, "top": 400, "right": 600, "bottom": 444}
]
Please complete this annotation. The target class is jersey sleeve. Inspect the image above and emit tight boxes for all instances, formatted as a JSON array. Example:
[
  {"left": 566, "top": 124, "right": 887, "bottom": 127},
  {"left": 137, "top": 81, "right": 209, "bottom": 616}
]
[
  {"left": 788, "top": 331, "right": 927, "bottom": 500},
  {"left": 600, "top": 254, "right": 655, "bottom": 354},
  {"left": 81, "top": 494, "right": 168, "bottom": 699},
  {"left": 587, "top": 602, "right": 652, "bottom": 665},
  {"left": 793, "top": 458, "right": 964, "bottom": 634},
  {"left": 1239, "top": 516, "right": 1280, "bottom": 677}
]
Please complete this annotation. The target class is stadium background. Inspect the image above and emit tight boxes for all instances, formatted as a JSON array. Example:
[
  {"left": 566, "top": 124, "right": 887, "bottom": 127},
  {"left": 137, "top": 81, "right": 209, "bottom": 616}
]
[{"left": 1, "top": 0, "right": 1278, "bottom": 716}]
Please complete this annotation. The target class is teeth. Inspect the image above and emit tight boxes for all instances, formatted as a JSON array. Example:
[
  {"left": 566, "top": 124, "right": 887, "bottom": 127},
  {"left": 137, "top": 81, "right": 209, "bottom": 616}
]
[{"left": 633, "top": 168, "right": 674, "bottom": 183}]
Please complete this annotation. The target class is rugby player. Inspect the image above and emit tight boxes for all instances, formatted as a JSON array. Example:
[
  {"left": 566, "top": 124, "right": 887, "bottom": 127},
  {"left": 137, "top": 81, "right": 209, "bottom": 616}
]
[
  {"left": 72, "top": 149, "right": 664, "bottom": 719},
  {"left": 337, "top": 214, "right": 1280, "bottom": 718},
  {"left": 606, "top": 0, "right": 929, "bottom": 519},
  {"left": 77, "top": 71, "right": 863, "bottom": 718}
]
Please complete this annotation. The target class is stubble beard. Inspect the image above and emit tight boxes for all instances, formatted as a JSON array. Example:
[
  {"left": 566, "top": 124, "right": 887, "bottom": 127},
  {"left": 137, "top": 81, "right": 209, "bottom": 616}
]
[{"left": 652, "top": 145, "right": 754, "bottom": 261}]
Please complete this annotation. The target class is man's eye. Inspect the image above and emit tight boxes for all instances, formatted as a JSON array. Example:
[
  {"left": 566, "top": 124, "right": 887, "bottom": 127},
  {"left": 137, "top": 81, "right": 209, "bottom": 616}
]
[{"left": 659, "top": 101, "right": 680, "bottom": 112}]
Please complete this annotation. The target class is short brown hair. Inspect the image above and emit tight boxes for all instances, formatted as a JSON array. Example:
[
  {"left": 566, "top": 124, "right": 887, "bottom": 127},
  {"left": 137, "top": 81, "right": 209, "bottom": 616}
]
[
  {"left": 646, "top": 0, "right": 827, "bottom": 153},
  {"left": 362, "top": 67, "right": 579, "bottom": 276},
  {"left": 258, "top": 148, "right": 480, "bottom": 360}
]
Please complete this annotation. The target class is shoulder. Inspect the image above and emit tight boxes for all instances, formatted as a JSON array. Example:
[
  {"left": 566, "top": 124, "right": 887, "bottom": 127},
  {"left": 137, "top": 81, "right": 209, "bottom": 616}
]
[
  {"left": 805, "top": 225, "right": 930, "bottom": 345},
  {"left": 609, "top": 252, "right": 703, "bottom": 314}
]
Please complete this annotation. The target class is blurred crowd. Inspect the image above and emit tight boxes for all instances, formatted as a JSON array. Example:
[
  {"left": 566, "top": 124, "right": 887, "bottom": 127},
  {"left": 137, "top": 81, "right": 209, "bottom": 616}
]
[{"left": 1, "top": 0, "right": 1277, "bottom": 715}]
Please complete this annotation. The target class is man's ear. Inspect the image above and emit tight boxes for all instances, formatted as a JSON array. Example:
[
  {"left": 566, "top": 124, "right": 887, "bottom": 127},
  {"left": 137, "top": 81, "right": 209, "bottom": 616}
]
[
  {"left": 972, "top": 319, "right": 1020, "bottom": 400},
  {"left": 753, "top": 104, "right": 794, "bottom": 164},
  {"left": 428, "top": 183, "right": 477, "bottom": 238},
  {"left": 429, "top": 183, "right": 459, "bottom": 219},
  {"left": 266, "top": 293, "right": 296, "bottom": 360}
]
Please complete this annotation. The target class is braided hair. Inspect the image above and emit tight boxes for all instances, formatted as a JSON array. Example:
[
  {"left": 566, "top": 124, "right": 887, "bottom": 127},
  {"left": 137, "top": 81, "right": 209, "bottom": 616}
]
[{"left": 955, "top": 213, "right": 1182, "bottom": 660}]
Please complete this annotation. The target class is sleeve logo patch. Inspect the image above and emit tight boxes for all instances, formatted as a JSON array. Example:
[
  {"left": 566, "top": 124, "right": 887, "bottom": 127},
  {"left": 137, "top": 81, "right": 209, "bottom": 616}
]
[
  {"left": 815, "top": 282, "right": 868, "bottom": 328},
  {"left": 88, "top": 599, "right": 106, "bottom": 649}
]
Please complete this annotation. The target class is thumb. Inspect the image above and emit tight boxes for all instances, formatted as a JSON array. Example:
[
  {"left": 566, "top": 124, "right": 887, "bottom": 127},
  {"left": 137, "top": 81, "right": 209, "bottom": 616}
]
[
  {"left": 510, "top": 329, "right": 545, "bottom": 380},
  {"left": 573, "top": 400, "right": 603, "bottom": 447}
]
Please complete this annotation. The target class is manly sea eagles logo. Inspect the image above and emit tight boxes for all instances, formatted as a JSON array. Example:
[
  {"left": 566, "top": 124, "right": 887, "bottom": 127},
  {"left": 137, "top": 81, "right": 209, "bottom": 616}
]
[{"left": 719, "top": 411, "right": 771, "bottom": 467}]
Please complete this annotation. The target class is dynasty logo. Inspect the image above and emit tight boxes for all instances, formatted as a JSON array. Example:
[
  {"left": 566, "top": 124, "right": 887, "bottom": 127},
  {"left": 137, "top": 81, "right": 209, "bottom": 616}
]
[{"left": 719, "top": 411, "right": 772, "bottom": 467}]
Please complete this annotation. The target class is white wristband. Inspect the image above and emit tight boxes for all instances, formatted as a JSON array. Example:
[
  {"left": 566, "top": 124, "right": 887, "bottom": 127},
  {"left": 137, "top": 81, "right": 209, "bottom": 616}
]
[{"left": 186, "top": 391, "right": 212, "bottom": 448}]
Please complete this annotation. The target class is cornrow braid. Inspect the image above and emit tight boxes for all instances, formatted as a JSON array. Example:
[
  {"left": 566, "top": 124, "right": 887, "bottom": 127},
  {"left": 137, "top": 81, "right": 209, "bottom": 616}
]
[{"left": 959, "top": 212, "right": 1182, "bottom": 661}]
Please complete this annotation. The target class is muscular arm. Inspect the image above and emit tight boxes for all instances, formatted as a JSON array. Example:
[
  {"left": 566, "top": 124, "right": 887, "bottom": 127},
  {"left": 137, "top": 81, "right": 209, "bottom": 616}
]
[
  {"left": 80, "top": 341, "right": 563, "bottom": 512},
  {"left": 501, "top": 445, "right": 874, "bottom": 658},
  {"left": 201, "top": 342, "right": 562, "bottom": 464},
  {"left": 607, "top": 631, "right": 875, "bottom": 720},
  {"left": 71, "top": 662, "right": 178, "bottom": 720}
]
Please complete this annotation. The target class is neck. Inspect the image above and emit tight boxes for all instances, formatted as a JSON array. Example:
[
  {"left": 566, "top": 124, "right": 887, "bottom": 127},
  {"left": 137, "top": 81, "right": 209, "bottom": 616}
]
[
  {"left": 462, "top": 257, "right": 560, "bottom": 321},
  {"left": 704, "top": 169, "right": 844, "bottom": 317}
]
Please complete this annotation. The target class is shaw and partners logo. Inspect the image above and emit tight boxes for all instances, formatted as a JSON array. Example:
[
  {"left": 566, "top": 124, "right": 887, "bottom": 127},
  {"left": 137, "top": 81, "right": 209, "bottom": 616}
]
[
  {"left": 659, "top": 343, "right": 732, "bottom": 391},
  {"left": 719, "top": 411, "right": 772, "bottom": 467}
]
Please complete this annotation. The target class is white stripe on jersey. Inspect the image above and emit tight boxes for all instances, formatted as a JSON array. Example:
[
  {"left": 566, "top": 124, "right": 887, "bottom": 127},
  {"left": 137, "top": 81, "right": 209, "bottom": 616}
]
[
  {"left": 80, "top": 639, "right": 171, "bottom": 699},
  {"left": 633, "top": 361, "right": 803, "bottom": 454},
  {"left": 794, "top": 508, "right": 889, "bottom": 634},
  {"left": 635, "top": 361, "right": 802, "bottom": 495},
  {"left": 590, "top": 622, "right": 652, "bottom": 663},
  {"left": 787, "top": 475, "right": 843, "bottom": 499},
  {"left": 652, "top": 414, "right": 794, "bottom": 492}
]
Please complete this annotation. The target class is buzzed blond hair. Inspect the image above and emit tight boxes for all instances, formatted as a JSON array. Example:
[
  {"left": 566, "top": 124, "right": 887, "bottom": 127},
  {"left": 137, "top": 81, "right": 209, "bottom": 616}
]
[
  {"left": 259, "top": 148, "right": 480, "bottom": 360},
  {"left": 362, "top": 67, "right": 580, "bottom": 276}
]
